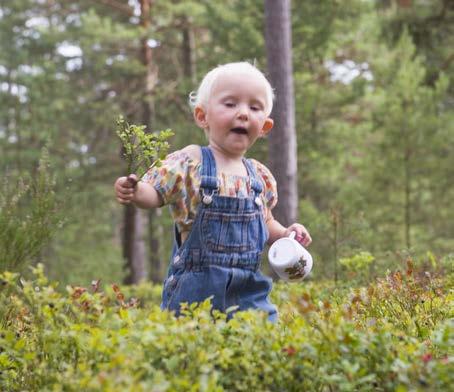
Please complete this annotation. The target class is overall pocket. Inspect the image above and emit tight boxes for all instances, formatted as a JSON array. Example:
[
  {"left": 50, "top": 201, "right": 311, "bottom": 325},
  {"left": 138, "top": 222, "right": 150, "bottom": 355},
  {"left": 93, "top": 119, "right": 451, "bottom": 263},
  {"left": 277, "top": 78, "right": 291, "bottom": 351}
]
[
  {"left": 162, "top": 272, "right": 184, "bottom": 309},
  {"left": 200, "top": 210, "right": 260, "bottom": 252},
  {"left": 166, "top": 271, "right": 204, "bottom": 311}
]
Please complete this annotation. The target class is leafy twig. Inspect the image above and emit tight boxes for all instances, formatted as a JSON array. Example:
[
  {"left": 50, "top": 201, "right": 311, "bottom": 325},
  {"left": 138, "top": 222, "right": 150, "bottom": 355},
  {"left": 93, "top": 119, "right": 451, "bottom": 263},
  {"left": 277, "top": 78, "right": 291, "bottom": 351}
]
[{"left": 116, "top": 115, "right": 174, "bottom": 184}]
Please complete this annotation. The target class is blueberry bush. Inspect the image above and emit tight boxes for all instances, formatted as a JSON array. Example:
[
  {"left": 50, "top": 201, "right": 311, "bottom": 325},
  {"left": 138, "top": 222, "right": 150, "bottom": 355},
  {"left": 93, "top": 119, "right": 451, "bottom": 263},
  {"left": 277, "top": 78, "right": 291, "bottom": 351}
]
[{"left": 0, "top": 261, "right": 452, "bottom": 391}]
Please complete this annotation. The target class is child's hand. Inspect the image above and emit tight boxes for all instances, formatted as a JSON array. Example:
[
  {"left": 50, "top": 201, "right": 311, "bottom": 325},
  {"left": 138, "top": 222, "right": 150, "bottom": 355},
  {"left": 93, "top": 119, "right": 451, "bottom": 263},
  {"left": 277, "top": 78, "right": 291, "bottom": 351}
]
[
  {"left": 284, "top": 223, "right": 312, "bottom": 247},
  {"left": 114, "top": 174, "right": 138, "bottom": 204}
]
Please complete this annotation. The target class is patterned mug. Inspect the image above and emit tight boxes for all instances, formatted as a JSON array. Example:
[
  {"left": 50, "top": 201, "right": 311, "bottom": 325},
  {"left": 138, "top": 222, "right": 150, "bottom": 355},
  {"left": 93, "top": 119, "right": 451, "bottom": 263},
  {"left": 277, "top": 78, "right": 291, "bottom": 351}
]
[{"left": 268, "top": 231, "right": 313, "bottom": 281}]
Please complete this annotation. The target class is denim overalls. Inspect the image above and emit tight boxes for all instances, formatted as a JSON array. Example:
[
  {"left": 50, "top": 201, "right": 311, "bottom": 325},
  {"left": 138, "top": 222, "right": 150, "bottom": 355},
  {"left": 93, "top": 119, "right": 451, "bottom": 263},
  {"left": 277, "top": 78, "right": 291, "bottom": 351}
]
[{"left": 161, "top": 146, "right": 277, "bottom": 321}]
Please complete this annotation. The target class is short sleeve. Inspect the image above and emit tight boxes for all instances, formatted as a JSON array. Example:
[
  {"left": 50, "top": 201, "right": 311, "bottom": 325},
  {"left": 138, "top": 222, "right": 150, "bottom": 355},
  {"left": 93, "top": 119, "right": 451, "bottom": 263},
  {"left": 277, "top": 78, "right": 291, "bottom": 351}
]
[
  {"left": 141, "top": 150, "right": 192, "bottom": 205},
  {"left": 251, "top": 159, "right": 278, "bottom": 211}
]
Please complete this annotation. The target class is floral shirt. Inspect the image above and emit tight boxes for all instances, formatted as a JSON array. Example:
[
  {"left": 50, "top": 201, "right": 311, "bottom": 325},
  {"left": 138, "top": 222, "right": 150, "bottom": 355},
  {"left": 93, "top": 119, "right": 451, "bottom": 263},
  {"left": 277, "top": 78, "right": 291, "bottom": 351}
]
[{"left": 142, "top": 149, "right": 278, "bottom": 233}]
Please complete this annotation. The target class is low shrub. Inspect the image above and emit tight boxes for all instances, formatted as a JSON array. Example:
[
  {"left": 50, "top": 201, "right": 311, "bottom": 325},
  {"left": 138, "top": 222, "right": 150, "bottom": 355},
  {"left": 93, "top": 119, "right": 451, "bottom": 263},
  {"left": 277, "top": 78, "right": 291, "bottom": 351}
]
[
  {"left": 0, "top": 149, "right": 63, "bottom": 273},
  {"left": 0, "top": 262, "right": 452, "bottom": 391}
]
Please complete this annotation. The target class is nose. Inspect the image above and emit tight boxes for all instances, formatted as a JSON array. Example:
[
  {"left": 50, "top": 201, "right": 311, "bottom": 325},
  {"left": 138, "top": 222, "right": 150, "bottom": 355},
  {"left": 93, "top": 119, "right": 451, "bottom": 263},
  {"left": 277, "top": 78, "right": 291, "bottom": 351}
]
[{"left": 237, "top": 104, "right": 249, "bottom": 120}]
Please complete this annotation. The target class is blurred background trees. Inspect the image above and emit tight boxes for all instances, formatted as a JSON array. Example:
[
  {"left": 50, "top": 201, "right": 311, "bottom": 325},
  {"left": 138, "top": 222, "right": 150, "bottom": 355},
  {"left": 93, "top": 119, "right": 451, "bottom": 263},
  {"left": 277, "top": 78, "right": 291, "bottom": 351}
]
[{"left": 1, "top": 0, "right": 452, "bottom": 285}]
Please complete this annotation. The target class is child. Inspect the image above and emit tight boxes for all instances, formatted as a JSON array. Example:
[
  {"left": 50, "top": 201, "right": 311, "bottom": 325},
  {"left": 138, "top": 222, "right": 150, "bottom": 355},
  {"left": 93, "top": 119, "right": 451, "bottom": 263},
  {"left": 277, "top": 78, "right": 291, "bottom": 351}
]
[{"left": 114, "top": 62, "right": 311, "bottom": 321}]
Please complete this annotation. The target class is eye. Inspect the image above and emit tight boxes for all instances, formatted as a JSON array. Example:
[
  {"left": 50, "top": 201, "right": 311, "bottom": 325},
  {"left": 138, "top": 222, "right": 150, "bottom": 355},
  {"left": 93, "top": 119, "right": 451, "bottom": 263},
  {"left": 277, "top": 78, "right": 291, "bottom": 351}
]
[
  {"left": 250, "top": 105, "right": 262, "bottom": 112},
  {"left": 224, "top": 102, "right": 236, "bottom": 108}
]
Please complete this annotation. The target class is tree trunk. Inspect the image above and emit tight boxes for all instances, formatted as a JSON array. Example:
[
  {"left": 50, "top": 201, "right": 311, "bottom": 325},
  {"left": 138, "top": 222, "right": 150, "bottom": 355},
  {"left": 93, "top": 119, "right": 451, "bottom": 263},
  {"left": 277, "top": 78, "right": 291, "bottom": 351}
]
[
  {"left": 123, "top": 204, "right": 148, "bottom": 284},
  {"left": 402, "top": 102, "right": 412, "bottom": 250},
  {"left": 182, "top": 17, "right": 196, "bottom": 85},
  {"left": 264, "top": 0, "right": 298, "bottom": 227},
  {"left": 122, "top": 0, "right": 158, "bottom": 284},
  {"left": 149, "top": 208, "right": 163, "bottom": 282},
  {"left": 140, "top": 0, "right": 163, "bottom": 283},
  {"left": 404, "top": 144, "right": 412, "bottom": 250},
  {"left": 330, "top": 207, "right": 340, "bottom": 284}
]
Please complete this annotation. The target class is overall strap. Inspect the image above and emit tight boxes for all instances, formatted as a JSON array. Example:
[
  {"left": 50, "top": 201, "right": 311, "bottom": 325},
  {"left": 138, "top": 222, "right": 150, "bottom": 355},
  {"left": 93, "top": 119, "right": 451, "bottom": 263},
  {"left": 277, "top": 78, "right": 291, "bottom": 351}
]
[
  {"left": 243, "top": 158, "right": 263, "bottom": 196},
  {"left": 201, "top": 146, "right": 216, "bottom": 177},
  {"left": 200, "top": 146, "right": 219, "bottom": 191}
]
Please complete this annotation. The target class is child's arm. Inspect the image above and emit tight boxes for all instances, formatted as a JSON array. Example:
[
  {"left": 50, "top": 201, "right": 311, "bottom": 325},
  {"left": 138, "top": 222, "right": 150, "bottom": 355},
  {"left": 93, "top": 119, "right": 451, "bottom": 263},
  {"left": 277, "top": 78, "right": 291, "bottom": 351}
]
[
  {"left": 266, "top": 210, "right": 312, "bottom": 247},
  {"left": 114, "top": 174, "right": 163, "bottom": 209},
  {"left": 115, "top": 145, "right": 200, "bottom": 209}
]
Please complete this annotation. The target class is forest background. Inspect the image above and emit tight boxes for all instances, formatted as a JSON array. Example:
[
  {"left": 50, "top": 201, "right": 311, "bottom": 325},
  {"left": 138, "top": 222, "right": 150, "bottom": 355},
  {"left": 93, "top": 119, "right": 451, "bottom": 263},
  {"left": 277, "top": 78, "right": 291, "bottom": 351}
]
[{"left": 1, "top": 0, "right": 453, "bottom": 287}]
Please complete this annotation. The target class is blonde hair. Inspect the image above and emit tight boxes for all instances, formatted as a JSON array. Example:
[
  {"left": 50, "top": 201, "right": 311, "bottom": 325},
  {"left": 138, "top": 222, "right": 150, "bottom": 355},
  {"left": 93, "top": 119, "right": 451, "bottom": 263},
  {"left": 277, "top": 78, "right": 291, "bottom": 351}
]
[{"left": 189, "top": 62, "right": 274, "bottom": 116}]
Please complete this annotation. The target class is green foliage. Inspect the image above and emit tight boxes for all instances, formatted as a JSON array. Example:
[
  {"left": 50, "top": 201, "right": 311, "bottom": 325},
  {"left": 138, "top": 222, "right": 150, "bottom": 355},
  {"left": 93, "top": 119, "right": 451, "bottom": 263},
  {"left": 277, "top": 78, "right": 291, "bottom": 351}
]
[
  {"left": 1, "top": 0, "right": 453, "bottom": 285},
  {"left": 350, "top": 260, "right": 451, "bottom": 340},
  {"left": 0, "top": 149, "right": 63, "bottom": 273},
  {"left": 116, "top": 115, "right": 174, "bottom": 178},
  {"left": 361, "top": 28, "right": 452, "bottom": 253},
  {"left": 0, "top": 262, "right": 452, "bottom": 391},
  {"left": 339, "top": 251, "right": 375, "bottom": 272}
]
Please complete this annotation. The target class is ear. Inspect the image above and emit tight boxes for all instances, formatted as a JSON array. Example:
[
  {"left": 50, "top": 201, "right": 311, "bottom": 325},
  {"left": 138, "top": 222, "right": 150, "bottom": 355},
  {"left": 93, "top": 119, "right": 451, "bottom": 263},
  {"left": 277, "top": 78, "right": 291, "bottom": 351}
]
[
  {"left": 260, "top": 118, "right": 274, "bottom": 136},
  {"left": 194, "top": 106, "right": 208, "bottom": 129}
]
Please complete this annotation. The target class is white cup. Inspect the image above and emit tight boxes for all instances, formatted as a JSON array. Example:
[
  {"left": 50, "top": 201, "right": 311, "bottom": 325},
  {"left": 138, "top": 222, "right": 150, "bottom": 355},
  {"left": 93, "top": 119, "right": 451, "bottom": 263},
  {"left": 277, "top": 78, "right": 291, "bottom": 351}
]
[{"left": 268, "top": 231, "right": 313, "bottom": 282}]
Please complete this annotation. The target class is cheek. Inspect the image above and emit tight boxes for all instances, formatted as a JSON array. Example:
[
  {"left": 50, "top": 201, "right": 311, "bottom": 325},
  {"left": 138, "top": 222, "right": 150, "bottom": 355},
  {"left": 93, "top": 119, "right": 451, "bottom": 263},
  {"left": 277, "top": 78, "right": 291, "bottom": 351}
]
[
  {"left": 207, "top": 109, "right": 225, "bottom": 124},
  {"left": 215, "top": 111, "right": 233, "bottom": 124},
  {"left": 253, "top": 113, "right": 266, "bottom": 124}
]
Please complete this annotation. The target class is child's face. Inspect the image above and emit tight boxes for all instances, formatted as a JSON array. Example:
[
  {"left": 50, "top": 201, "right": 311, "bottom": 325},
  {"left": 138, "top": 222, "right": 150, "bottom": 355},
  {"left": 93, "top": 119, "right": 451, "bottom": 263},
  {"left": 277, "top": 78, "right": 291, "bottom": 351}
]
[{"left": 194, "top": 72, "right": 273, "bottom": 157}]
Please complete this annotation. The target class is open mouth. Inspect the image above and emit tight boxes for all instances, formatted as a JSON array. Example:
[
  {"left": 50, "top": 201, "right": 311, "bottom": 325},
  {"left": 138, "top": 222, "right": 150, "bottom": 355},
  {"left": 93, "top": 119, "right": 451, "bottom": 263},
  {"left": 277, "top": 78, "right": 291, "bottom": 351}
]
[{"left": 230, "top": 127, "right": 248, "bottom": 135}]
